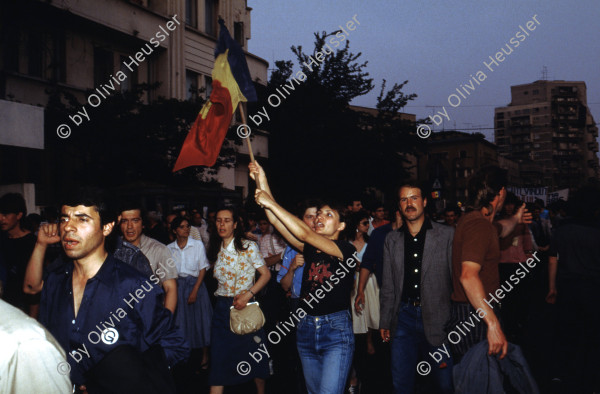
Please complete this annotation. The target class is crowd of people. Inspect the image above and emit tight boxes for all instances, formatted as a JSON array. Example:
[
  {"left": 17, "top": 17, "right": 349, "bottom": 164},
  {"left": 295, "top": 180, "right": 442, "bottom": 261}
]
[{"left": 0, "top": 162, "right": 598, "bottom": 394}]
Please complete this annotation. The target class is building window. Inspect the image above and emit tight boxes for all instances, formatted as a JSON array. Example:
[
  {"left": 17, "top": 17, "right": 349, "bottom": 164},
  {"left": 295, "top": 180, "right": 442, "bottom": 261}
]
[
  {"left": 204, "top": 75, "right": 212, "bottom": 99},
  {"left": 186, "top": 69, "right": 200, "bottom": 100},
  {"left": 523, "top": 91, "right": 528, "bottom": 95},
  {"left": 2, "top": 28, "right": 20, "bottom": 72},
  {"left": 532, "top": 89, "right": 539, "bottom": 95},
  {"left": 205, "top": 0, "right": 218, "bottom": 36},
  {"left": 94, "top": 47, "right": 113, "bottom": 88},
  {"left": 50, "top": 32, "right": 66, "bottom": 82},
  {"left": 27, "top": 32, "right": 44, "bottom": 77},
  {"left": 147, "top": 57, "right": 158, "bottom": 102},
  {"left": 119, "top": 55, "right": 135, "bottom": 92},
  {"left": 234, "top": 22, "right": 244, "bottom": 46},
  {"left": 185, "top": 0, "right": 198, "bottom": 28},
  {"left": 459, "top": 150, "right": 467, "bottom": 159}
]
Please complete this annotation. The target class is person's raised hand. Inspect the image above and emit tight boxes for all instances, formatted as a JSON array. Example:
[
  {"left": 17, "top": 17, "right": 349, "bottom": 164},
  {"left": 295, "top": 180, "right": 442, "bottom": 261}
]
[
  {"left": 515, "top": 203, "right": 533, "bottom": 224},
  {"left": 255, "top": 189, "right": 274, "bottom": 209},
  {"left": 37, "top": 223, "right": 60, "bottom": 246},
  {"left": 248, "top": 161, "right": 266, "bottom": 184}
]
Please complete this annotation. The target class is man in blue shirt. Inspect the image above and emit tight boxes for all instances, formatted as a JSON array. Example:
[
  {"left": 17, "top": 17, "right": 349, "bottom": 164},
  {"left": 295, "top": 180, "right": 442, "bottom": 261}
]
[
  {"left": 34, "top": 190, "right": 188, "bottom": 390},
  {"left": 276, "top": 199, "right": 318, "bottom": 394},
  {"left": 277, "top": 200, "right": 319, "bottom": 308}
]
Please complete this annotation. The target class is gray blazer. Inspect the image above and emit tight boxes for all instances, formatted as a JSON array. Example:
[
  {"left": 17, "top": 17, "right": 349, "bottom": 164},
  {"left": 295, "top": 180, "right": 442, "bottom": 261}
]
[{"left": 379, "top": 221, "right": 454, "bottom": 347}]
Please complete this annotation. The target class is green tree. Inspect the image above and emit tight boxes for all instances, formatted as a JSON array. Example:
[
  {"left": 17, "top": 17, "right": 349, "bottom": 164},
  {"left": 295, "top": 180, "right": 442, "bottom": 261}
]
[{"left": 262, "top": 32, "right": 422, "bottom": 204}]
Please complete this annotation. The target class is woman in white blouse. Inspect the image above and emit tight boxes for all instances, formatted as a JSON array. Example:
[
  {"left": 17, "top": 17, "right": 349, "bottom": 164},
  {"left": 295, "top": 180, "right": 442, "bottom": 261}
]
[
  {"left": 206, "top": 207, "right": 271, "bottom": 394},
  {"left": 167, "top": 216, "right": 212, "bottom": 369}
]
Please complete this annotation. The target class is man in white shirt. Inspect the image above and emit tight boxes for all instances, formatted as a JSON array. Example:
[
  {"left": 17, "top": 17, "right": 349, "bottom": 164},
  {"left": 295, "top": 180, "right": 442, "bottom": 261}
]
[
  {"left": 0, "top": 299, "right": 72, "bottom": 393},
  {"left": 119, "top": 206, "right": 178, "bottom": 313},
  {"left": 190, "top": 210, "right": 211, "bottom": 249}
]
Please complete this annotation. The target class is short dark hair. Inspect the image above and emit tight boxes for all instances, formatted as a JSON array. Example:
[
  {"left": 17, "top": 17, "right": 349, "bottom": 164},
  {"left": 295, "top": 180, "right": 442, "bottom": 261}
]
[
  {"left": 319, "top": 201, "right": 348, "bottom": 224},
  {"left": 62, "top": 188, "right": 115, "bottom": 225},
  {"left": 371, "top": 202, "right": 385, "bottom": 211},
  {"left": 397, "top": 182, "right": 429, "bottom": 201},
  {"left": 534, "top": 198, "right": 545, "bottom": 209},
  {"left": 344, "top": 209, "right": 371, "bottom": 241},
  {"left": 118, "top": 200, "right": 145, "bottom": 218},
  {"left": 0, "top": 193, "right": 27, "bottom": 216},
  {"left": 503, "top": 192, "right": 521, "bottom": 208},
  {"left": 296, "top": 198, "right": 322, "bottom": 219},
  {"left": 443, "top": 206, "right": 459, "bottom": 215},
  {"left": 466, "top": 166, "right": 508, "bottom": 211},
  {"left": 170, "top": 216, "right": 190, "bottom": 235},
  {"left": 319, "top": 201, "right": 349, "bottom": 241},
  {"left": 346, "top": 196, "right": 362, "bottom": 207}
]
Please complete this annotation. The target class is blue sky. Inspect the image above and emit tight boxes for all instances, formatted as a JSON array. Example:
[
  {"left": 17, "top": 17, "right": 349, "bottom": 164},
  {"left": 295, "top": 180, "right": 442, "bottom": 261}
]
[{"left": 247, "top": 0, "right": 600, "bottom": 143}]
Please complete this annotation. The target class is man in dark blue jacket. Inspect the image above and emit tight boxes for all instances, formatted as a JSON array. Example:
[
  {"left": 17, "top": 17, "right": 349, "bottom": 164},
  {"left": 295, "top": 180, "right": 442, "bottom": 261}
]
[{"left": 34, "top": 189, "right": 188, "bottom": 391}]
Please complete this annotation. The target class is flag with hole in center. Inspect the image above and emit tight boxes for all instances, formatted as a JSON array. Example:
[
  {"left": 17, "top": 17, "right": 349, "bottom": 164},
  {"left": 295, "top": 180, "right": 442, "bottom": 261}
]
[{"left": 173, "top": 19, "right": 256, "bottom": 171}]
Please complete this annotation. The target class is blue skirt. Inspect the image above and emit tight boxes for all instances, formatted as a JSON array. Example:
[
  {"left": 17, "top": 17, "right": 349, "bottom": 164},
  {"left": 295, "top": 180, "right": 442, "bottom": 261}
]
[
  {"left": 208, "top": 297, "right": 270, "bottom": 386},
  {"left": 175, "top": 276, "right": 212, "bottom": 348}
]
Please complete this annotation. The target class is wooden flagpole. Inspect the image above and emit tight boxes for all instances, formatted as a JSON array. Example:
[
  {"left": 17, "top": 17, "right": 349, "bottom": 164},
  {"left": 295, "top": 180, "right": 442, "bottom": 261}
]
[
  {"left": 238, "top": 102, "right": 255, "bottom": 163},
  {"left": 238, "top": 102, "right": 263, "bottom": 190}
]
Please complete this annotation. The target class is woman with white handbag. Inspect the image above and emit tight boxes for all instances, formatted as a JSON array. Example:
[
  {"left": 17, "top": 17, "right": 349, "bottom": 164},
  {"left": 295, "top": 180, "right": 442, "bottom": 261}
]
[{"left": 206, "top": 206, "right": 271, "bottom": 394}]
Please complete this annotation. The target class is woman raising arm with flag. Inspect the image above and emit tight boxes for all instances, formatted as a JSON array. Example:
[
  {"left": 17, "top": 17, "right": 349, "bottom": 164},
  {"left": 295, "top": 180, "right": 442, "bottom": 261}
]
[{"left": 249, "top": 162, "right": 357, "bottom": 394}]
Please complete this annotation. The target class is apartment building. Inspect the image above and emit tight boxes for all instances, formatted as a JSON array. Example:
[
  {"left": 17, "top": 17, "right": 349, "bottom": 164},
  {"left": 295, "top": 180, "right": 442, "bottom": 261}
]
[
  {"left": 494, "top": 80, "right": 599, "bottom": 189},
  {"left": 417, "top": 130, "right": 500, "bottom": 205},
  {"left": 0, "top": 0, "right": 268, "bottom": 207}
]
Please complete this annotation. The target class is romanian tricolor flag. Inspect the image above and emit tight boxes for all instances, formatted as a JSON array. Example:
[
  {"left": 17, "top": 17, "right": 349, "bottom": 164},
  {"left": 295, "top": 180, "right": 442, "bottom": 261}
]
[{"left": 173, "top": 19, "right": 257, "bottom": 171}]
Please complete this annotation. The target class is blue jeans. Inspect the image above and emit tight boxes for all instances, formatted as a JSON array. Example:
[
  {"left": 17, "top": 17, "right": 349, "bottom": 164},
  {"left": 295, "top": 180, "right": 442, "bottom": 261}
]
[
  {"left": 296, "top": 310, "right": 354, "bottom": 394},
  {"left": 391, "top": 303, "right": 453, "bottom": 394}
]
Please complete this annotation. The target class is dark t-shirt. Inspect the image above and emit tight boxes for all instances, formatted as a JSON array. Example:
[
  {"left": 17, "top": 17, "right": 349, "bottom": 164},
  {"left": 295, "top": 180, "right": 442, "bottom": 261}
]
[
  {"left": 548, "top": 219, "right": 600, "bottom": 281},
  {"left": 361, "top": 223, "right": 393, "bottom": 287},
  {"left": 451, "top": 211, "right": 502, "bottom": 303},
  {"left": 0, "top": 232, "right": 36, "bottom": 311},
  {"left": 300, "top": 240, "right": 357, "bottom": 316}
]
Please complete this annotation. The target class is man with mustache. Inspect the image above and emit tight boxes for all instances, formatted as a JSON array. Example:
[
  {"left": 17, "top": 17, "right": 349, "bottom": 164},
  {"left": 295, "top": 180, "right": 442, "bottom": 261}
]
[
  {"left": 379, "top": 183, "right": 455, "bottom": 393},
  {"left": 23, "top": 190, "right": 188, "bottom": 392}
]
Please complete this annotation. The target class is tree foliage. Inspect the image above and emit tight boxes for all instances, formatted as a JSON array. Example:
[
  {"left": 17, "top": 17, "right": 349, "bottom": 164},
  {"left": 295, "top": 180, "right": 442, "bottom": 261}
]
[{"left": 263, "top": 32, "right": 423, "bottom": 205}]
